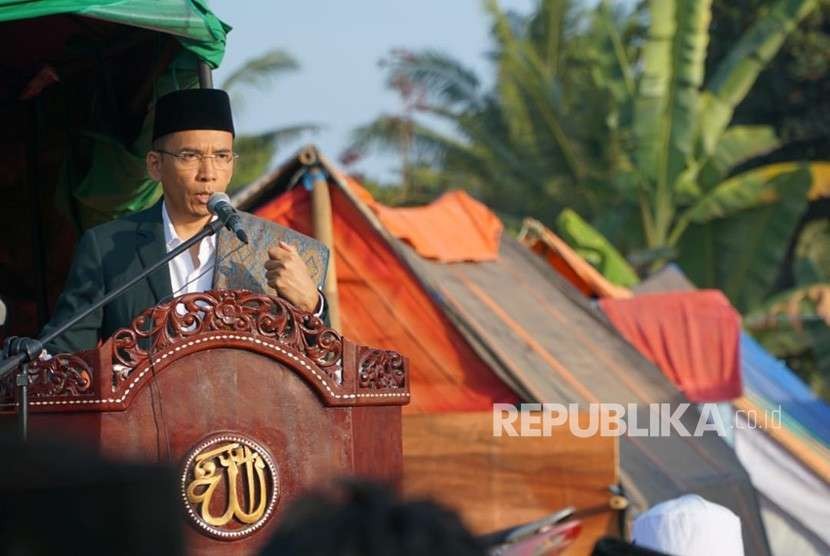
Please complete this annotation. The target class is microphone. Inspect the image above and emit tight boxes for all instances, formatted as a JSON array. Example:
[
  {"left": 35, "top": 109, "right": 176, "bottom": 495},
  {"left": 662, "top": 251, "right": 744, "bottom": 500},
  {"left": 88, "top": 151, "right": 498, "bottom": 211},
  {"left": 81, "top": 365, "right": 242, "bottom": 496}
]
[{"left": 207, "top": 192, "right": 249, "bottom": 244}]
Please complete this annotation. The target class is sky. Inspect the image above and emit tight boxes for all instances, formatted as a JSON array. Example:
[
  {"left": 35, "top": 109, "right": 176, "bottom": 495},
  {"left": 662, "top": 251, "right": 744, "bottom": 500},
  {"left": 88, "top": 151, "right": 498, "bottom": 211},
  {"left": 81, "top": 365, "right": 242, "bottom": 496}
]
[{"left": 209, "top": 0, "right": 536, "bottom": 181}]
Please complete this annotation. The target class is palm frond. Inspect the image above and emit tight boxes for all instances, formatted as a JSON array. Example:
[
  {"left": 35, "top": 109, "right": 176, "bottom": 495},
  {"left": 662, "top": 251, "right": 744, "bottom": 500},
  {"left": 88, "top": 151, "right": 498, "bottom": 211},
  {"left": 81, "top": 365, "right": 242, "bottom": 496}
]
[
  {"left": 527, "top": 0, "right": 570, "bottom": 74},
  {"left": 487, "top": 0, "right": 586, "bottom": 182},
  {"left": 221, "top": 49, "right": 299, "bottom": 93},
  {"left": 383, "top": 49, "right": 482, "bottom": 108},
  {"left": 346, "top": 114, "right": 478, "bottom": 165}
]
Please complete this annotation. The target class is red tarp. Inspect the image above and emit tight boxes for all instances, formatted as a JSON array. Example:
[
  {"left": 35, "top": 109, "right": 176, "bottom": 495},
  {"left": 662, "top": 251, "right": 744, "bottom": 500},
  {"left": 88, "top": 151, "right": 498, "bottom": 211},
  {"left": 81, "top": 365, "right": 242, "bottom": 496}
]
[
  {"left": 599, "top": 291, "right": 743, "bottom": 402},
  {"left": 255, "top": 183, "right": 518, "bottom": 413}
]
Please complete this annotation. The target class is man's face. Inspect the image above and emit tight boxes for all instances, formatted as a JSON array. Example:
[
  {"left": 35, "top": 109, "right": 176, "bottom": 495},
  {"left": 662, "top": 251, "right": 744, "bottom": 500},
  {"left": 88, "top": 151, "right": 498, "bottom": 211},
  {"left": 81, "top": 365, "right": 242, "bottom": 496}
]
[{"left": 146, "top": 129, "right": 235, "bottom": 221}]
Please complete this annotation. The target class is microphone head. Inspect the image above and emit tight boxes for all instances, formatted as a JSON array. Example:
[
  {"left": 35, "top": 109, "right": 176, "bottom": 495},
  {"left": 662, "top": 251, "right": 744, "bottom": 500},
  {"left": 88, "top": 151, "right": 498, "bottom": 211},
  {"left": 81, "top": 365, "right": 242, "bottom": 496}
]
[{"left": 207, "top": 192, "right": 232, "bottom": 213}]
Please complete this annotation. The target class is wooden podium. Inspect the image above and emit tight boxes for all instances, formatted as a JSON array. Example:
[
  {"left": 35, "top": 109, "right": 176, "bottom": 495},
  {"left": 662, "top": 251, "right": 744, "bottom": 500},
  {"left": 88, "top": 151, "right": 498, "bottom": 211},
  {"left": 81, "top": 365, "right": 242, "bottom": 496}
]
[{"left": 0, "top": 290, "right": 410, "bottom": 555}]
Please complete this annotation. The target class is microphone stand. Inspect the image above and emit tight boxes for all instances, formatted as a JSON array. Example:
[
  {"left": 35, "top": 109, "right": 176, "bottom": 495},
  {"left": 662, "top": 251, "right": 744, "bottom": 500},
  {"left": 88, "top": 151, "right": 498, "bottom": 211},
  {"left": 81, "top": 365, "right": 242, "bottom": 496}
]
[{"left": 0, "top": 218, "right": 227, "bottom": 441}]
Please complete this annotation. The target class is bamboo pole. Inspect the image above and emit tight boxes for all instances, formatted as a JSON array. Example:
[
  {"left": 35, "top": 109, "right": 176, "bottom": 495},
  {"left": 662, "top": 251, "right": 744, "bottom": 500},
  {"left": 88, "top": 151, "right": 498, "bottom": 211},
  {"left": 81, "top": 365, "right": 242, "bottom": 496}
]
[{"left": 300, "top": 147, "right": 342, "bottom": 330}]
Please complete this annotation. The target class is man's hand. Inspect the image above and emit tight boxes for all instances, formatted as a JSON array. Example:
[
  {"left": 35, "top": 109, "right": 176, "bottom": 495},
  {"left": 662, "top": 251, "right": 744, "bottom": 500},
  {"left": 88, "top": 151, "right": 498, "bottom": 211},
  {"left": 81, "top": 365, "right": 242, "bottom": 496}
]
[{"left": 265, "top": 241, "right": 319, "bottom": 313}]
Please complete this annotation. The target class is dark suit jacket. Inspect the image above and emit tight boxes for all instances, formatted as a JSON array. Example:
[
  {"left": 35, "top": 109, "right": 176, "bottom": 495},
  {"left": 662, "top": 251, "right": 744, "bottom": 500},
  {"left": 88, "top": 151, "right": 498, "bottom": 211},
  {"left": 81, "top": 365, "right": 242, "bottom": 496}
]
[{"left": 41, "top": 202, "right": 329, "bottom": 354}]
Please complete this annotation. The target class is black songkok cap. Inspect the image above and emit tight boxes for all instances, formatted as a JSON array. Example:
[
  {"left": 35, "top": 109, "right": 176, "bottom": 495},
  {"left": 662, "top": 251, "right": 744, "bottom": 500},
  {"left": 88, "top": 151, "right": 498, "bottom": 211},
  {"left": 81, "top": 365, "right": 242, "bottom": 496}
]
[{"left": 152, "top": 88, "right": 235, "bottom": 141}]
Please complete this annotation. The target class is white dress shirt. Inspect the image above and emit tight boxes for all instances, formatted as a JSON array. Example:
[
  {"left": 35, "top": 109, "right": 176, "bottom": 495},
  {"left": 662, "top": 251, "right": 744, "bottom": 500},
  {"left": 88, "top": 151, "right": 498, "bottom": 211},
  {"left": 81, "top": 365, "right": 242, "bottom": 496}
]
[{"left": 162, "top": 202, "right": 217, "bottom": 296}]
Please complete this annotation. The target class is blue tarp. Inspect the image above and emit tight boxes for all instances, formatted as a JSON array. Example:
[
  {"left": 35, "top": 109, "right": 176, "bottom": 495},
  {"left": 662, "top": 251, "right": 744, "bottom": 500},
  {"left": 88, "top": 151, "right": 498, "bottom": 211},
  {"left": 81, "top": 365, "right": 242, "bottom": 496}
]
[{"left": 741, "top": 332, "right": 830, "bottom": 449}]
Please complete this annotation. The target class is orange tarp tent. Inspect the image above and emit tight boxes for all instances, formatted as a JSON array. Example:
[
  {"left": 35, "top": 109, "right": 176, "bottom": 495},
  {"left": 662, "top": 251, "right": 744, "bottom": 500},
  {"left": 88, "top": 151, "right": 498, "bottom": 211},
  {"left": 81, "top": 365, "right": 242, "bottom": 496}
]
[{"left": 255, "top": 181, "right": 517, "bottom": 413}]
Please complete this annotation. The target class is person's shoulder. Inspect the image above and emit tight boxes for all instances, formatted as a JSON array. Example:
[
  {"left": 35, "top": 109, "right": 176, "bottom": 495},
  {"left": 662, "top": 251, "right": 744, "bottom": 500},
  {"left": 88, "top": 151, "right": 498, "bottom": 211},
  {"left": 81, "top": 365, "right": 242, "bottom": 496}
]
[{"left": 83, "top": 204, "right": 160, "bottom": 239}]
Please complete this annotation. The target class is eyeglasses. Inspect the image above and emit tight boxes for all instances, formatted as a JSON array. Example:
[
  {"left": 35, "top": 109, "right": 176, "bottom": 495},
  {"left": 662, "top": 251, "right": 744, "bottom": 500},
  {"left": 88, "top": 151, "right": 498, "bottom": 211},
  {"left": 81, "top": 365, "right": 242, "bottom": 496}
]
[{"left": 155, "top": 149, "right": 239, "bottom": 169}]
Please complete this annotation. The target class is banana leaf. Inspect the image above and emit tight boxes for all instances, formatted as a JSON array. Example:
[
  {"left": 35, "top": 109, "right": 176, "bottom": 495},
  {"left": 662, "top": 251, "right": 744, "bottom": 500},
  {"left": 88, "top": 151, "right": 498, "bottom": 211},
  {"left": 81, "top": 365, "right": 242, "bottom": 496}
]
[
  {"left": 698, "top": 0, "right": 817, "bottom": 155},
  {"left": 677, "top": 166, "right": 811, "bottom": 311},
  {"left": 664, "top": 0, "right": 712, "bottom": 189},
  {"left": 697, "top": 125, "right": 781, "bottom": 191},
  {"left": 679, "top": 164, "right": 811, "bottom": 225},
  {"left": 632, "top": 0, "right": 675, "bottom": 186}
]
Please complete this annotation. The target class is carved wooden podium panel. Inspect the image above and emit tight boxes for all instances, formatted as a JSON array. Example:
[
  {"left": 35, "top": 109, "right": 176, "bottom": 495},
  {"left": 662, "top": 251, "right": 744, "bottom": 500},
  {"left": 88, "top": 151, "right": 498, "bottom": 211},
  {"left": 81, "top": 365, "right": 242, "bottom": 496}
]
[{"left": 0, "top": 290, "right": 410, "bottom": 555}]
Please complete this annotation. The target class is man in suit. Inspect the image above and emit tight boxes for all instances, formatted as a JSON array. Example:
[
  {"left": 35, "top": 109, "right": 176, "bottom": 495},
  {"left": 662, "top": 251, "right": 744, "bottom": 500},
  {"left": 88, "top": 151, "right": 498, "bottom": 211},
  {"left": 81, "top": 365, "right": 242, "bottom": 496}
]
[{"left": 38, "top": 88, "right": 328, "bottom": 354}]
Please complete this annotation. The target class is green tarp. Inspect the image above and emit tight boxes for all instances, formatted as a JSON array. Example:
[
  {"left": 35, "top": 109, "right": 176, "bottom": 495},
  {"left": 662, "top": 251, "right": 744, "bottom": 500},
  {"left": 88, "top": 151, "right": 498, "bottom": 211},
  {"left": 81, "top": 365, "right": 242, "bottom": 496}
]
[
  {"left": 0, "top": 0, "right": 231, "bottom": 333},
  {"left": 0, "top": 0, "right": 229, "bottom": 67},
  {"left": 0, "top": 0, "right": 231, "bottom": 229}
]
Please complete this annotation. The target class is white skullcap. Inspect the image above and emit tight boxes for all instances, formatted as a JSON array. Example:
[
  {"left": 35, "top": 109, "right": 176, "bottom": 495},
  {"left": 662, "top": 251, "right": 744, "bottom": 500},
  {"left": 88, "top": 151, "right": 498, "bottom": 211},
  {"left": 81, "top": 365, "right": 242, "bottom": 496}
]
[{"left": 632, "top": 494, "right": 744, "bottom": 556}]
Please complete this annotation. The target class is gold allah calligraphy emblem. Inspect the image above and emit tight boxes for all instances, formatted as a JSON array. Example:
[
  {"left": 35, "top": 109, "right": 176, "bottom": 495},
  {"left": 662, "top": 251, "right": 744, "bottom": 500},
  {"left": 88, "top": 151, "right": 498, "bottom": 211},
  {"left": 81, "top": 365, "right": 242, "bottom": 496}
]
[{"left": 180, "top": 434, "right": 279, "bottom": 539}]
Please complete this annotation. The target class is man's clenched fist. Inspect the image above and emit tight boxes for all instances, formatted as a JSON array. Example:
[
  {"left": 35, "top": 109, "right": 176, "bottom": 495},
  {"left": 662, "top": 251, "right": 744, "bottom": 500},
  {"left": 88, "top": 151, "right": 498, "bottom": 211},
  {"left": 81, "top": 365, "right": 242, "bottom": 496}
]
[{"left": 265, "top": 241, "right": 318, "bottom": 313}]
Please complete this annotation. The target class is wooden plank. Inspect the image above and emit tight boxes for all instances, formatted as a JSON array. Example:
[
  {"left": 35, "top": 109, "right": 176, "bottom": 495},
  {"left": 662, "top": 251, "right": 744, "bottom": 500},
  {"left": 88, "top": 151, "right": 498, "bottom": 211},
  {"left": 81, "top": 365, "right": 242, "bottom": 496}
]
[{"left": 403, "top": 411, "right": 619, "bottom": 555}]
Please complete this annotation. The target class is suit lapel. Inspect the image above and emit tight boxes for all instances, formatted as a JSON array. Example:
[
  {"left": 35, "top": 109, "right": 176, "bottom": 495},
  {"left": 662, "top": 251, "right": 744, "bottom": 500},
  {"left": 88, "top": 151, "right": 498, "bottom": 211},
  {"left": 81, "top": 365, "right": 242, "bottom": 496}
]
[{"left": 135, "top": 201, "right": 173, "bottom": 303}]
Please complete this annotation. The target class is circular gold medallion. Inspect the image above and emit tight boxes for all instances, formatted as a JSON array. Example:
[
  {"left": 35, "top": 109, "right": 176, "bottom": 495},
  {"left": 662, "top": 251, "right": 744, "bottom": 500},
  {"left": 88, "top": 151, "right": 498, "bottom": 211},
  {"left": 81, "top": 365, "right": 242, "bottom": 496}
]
[{"left": 180, "top": 433, "right": 279, "bottom": 540}]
